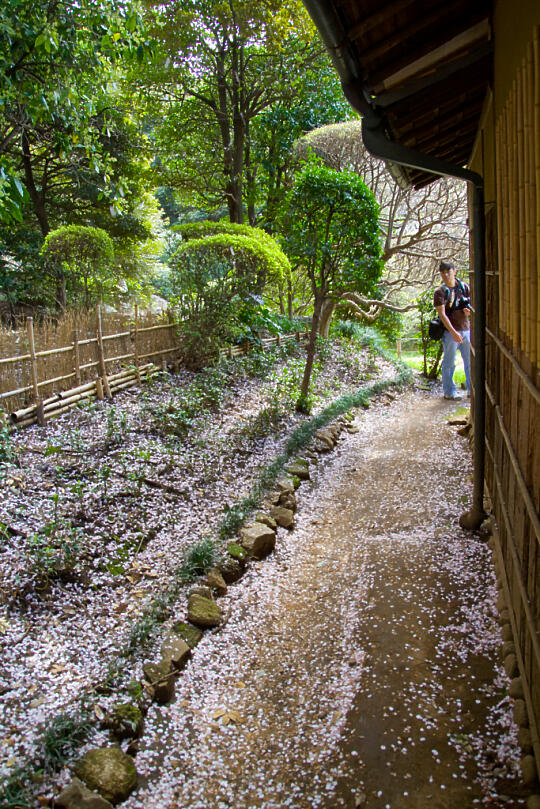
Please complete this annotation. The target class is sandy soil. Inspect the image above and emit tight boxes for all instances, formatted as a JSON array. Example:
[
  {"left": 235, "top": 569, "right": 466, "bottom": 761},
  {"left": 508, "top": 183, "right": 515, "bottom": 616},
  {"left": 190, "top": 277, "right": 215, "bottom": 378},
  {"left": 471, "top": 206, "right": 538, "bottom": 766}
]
[{"left": 121, "top": 387, "right": 526, "bottom": 809}]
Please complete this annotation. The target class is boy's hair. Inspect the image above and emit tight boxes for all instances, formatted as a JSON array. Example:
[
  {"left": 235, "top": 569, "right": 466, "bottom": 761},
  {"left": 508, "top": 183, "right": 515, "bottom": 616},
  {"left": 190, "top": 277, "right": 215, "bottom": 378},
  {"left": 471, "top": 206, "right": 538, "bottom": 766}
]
[{"left": 439, "top": 260, "right": 455, "bottom": 272}]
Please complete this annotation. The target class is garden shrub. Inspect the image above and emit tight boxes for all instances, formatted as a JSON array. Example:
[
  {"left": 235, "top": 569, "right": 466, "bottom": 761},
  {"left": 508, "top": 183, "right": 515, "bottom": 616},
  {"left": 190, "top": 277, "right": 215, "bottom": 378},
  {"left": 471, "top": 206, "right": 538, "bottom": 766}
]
[{"left": 170, "top": 233, "right": 289, "bottom": 368}]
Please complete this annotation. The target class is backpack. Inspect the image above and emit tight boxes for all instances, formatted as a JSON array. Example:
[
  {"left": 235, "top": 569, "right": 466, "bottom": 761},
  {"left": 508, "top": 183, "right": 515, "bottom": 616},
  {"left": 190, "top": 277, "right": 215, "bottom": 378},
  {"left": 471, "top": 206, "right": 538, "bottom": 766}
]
[{"left": 427, "top": 279, "right": 467, "bottom": 341}]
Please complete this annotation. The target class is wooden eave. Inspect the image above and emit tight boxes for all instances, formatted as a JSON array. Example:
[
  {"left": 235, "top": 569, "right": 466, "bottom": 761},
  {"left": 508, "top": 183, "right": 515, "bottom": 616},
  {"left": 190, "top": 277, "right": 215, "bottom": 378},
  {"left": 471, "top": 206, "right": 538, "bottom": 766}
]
[{"left": 303, "top": 0, "right": 493, "bottom": 186}]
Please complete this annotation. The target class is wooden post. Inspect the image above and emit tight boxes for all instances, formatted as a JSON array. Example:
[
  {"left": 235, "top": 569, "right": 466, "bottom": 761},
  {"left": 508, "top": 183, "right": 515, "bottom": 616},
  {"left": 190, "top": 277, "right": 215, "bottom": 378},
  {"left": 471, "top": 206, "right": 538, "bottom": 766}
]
[
  {"left": 396, "top": 338, "right": 402, "bottom": 358},
  {"left": 133, "top": 304, "right": 141, "bottom": 384},
  {"left": 26, "top": 317, "right": 45, "bottom": 426},
  {"left": 73, "top": 328, "right": 81, "bottom": 387},
  {"left": 95, "top": 376, "right": 104, "bottom": 401},
  {"left": 296, "top": 331, "right": 301, "bottom": 342},
  {"left": 228, "top": 345, "right": 234, "bottom": 359},
  {"left": 277, "top": 333, "right": 281, "bottom": 347},
  {"left": 96, "top": 306, "right": 112, "bottom": 398}
]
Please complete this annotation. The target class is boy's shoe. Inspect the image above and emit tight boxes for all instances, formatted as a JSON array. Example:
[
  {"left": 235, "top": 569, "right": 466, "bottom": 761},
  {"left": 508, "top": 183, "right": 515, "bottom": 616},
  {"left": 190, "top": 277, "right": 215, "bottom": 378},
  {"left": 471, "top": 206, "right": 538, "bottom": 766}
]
[{"left": 444, "top": 393, "right": 462, "bottom": 400}]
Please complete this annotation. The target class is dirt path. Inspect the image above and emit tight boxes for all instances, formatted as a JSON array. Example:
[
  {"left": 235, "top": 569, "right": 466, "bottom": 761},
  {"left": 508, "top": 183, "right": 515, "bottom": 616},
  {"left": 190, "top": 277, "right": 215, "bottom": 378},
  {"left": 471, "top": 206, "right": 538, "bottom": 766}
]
[{"left": 124, "top": 387, "right": 525, "bottom": 809}]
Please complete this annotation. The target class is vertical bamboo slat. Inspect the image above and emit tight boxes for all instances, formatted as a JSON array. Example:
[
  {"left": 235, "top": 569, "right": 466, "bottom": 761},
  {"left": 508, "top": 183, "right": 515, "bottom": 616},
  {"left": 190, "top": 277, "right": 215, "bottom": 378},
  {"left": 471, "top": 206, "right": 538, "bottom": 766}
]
[
  {"left": 509, "top": 88, "right": 519, "bottom": 345},
  {"left": 496, "top": 111, "right": 507, "bottom": 334},
  {"left": 96, "top": 306, "right": 112, "bottom": 399},
  {"left": 523, "top": 53, "right": 533, "bottom": 361},
  {"left": 73, "top": 329, "right": 81, "bottom": 387},
  {"left": 26, "top": 317, "right": 45, "bottom": 427},
  {"left": 133, "top": 304, "right": 141, "bottom": 384},
  {"left": 516, "top": 67, "right": 527, "bottom": 351},
  {"left": 534, "top": 28, "right": 540, "bottom": 367},
  {"left": 525, "top": 45, "right": 537, "bottom": 366},
  {"left": 504, "top": 101, "right": 512, "bottom": 338}
]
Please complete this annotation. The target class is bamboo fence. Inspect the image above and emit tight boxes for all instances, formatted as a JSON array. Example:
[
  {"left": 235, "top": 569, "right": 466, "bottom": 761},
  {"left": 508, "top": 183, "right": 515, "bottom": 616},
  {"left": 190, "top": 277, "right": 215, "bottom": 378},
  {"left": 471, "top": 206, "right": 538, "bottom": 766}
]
[
  {"left": 489, "top": 25, "right": 540, "bottom": 779},
  {"left": 0, "top": 308, "right": 308, "bottom": 429}
]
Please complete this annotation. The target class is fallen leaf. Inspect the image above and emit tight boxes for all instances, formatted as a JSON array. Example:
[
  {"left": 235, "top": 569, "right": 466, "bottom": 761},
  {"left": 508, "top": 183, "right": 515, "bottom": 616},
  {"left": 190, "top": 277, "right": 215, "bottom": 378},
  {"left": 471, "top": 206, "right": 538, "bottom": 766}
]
[
  {"left": 0, "top": 618, "right": 10, "bottom": 634},
  {"left": 94, "top": 704, "right": 105, "bottom": 720},
  {"left": 49, "top": 664, "right": 68, "bottom": 675}
]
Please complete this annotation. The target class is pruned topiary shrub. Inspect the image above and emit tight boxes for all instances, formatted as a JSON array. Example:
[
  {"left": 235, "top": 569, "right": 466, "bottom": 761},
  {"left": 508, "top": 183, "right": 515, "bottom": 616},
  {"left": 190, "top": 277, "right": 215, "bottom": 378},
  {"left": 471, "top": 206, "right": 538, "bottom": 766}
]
[{"left": 170, "top": 231, "right": 288, "bottom": 368}]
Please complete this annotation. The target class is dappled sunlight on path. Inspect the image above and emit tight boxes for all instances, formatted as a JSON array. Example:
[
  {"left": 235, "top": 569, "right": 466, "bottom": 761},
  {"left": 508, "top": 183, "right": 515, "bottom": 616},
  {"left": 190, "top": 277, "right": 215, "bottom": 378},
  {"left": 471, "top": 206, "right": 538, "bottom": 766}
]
[{"left": 124, "top": 389, "right": 524, "bottom": 809}]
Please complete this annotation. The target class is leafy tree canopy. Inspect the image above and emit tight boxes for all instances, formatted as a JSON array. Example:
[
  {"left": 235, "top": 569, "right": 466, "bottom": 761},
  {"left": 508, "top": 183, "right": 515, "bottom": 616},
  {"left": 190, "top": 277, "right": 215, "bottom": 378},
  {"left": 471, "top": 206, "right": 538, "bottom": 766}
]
[{"left": 0, "top": 0, "right": 148, "bottom": 225}]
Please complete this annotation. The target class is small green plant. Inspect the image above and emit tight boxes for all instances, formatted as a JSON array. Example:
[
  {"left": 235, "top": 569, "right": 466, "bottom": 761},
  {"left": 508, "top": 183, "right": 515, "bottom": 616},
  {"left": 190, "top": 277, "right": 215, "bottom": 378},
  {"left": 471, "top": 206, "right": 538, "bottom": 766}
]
[
  {"left": 182, "top": 537, "right": 215, "bottom": 577},
  {"left": 27, "top": 524, "right": 81, "bottom": 585},
  {"left": 106, "top": 406, "right": 128, "bottom": 445},
  {"left": 0, "top": 411, "right": 15, "bottom": 469},
  {"left": 0, "top": 767, "right": 34, "bottom": 809},
  {"left": 41, "top": 711, "right": 92, "bottom": 769}
]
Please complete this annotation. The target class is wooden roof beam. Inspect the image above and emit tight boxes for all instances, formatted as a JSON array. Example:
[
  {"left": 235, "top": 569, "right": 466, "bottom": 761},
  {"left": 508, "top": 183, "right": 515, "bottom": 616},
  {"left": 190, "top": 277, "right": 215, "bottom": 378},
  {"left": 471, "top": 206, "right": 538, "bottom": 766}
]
[
  {"left": 347, "top": 0, "right": 419, "bottom": 42},
  {"left": 373, "top": 44, "right": 492, "bottom": 108},
  {"left": 373, "top": 18, "right": 491, "bottom": 92}
]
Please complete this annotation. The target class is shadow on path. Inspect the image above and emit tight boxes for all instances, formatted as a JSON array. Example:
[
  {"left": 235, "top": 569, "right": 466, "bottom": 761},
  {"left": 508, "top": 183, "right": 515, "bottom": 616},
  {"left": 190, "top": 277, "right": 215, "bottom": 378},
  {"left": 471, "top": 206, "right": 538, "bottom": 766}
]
[{"left": 124, "top": 389, "right": 525, "bottom": 809}]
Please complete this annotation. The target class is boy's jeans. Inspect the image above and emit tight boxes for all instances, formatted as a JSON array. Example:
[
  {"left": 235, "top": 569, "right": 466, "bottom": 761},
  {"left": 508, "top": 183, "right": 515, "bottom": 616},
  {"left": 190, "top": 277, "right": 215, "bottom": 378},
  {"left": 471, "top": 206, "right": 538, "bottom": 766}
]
[{"left": 441, "top": 329, "right": 471, "bottom": 396}]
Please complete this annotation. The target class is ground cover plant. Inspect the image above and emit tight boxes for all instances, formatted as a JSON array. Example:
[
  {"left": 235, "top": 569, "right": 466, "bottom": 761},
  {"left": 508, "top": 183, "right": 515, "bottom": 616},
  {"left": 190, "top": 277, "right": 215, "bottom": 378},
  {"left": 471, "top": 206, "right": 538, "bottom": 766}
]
[{"left": 0, "top": 328, "right": 410, "bottom": 805}]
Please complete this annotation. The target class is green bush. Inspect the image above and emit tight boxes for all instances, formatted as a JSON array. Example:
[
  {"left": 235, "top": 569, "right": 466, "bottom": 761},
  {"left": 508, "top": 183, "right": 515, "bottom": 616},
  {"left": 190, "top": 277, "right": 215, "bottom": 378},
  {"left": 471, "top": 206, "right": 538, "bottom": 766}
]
[
  {"left": 40, "top": 225, "right": 115, "bottom": 309},
  {"left": 170, "top": 232, "right": 290, "bottom": 368}
]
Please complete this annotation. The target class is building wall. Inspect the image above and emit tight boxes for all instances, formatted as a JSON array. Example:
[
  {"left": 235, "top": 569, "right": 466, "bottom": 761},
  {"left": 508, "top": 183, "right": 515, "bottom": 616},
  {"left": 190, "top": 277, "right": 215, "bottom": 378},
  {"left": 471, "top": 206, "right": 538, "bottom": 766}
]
[{"left": 469, "top": 3, "right": 540, "bottom": 780}]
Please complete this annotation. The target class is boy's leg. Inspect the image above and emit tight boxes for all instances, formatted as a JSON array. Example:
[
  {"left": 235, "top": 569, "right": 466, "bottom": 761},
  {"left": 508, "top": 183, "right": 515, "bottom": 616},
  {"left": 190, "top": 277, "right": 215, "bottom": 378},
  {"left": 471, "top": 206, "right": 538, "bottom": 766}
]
[
  {"left": 441, "top": 330, "right": 458, "bottom": 397},
  {"left": 459, "top": 330, "right": 471, "bottom": 393}
]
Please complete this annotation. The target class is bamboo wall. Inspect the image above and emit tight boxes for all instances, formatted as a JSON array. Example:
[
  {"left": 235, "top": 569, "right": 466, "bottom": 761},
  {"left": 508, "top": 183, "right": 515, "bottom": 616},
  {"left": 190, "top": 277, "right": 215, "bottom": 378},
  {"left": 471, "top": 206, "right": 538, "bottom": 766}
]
[
  {"left": 475, "top": 21, "right": 540, "bottom": 780},
  {"left": 0, "top": 309, "right": 308, "bottom": 429},
  {"left": 0, "top": 308, "right": 178, "bottom": 418}
]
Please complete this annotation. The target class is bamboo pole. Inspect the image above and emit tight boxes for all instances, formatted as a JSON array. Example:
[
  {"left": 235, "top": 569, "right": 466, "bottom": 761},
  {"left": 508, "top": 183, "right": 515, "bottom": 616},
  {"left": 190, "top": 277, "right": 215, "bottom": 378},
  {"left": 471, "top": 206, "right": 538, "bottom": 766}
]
[
  {"left": 534, "top": 27, "right": 540, "bottom": 367},
  {"left": 525, "top": 45, "right": 536, "bottom": 365},
  {"left": 503, "top": 102, "right": 512, "bottom": 337},
  {"left": 26, "top": 317, "right": 45, "bottom": 426},
  {"left": 95, "top": 377, "right": 104, "bottom": 401},
  {"left": 134, "top": 304, "right": 141, "bottom": 384},
  {"left": 517, "top": 63, "right": 527, "bottom": 351},
  {"left": 495, "top": 115, "right": 505, "bottom": 333},
  {"left": 509, "top": 85, "right": 520, "bottom": 345},
  {"left": 96, "top": 306, "right": 112, "bottom": 398},
  {"left": 73, "top": 329, "right": 81, "bottom": 387}
]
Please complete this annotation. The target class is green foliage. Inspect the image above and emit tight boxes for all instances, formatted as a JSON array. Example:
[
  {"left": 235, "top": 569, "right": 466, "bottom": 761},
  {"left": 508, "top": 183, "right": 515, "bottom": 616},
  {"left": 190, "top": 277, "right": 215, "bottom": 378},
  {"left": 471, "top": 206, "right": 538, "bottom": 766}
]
[
  {"left": 0, "top": 768, "right": 34, "bottom": 809},
  {"left": 40, "top": 225, "right": 115, "bottom": 309},
  {"left": 286, "top": 161, "right": 382, "bottom": 294},
  {"left": 105, "top": 406, "right": 129, "bottom": 446},
  {"left": 0, "top": 0, "right": 148, "bottom": 225},
  {"left": 175, "top": 226, "right": 290, "bottom": 285},
  {"left": 27, "top": 523, "right": 82, "bottom": 586},
  {"left": 41, "top": 711, "right": 92, "bottom": 769},
  {"left": 182, "top": 538, "right": 215, "bottom": 577},
  {"left": 170, "top": 233, "right": 282, "bottom": 367},
  {"left": 331, "top": 320, "right": 385, "bottom": 353},
  {"left": 285, "top": 159, "right": 383, "bottom": 405},
  {"left": 415, "top": 289, "right": 444, "bottom": 378},
  {"left": 0, "top": 412, "right": 15, "bottom": 473}
]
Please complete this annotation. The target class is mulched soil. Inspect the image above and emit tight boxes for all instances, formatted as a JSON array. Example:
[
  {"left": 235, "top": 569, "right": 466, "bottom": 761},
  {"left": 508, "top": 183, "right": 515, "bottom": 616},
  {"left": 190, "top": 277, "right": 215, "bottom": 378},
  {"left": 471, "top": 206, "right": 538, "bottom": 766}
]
[{"left": 0, "top": 336, "right": 388, "bottom": 801}]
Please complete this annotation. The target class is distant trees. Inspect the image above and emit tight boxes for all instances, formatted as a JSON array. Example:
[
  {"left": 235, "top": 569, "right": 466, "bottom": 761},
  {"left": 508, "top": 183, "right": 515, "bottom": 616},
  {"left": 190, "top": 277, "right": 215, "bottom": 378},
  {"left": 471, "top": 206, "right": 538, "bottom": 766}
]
[{"left": 139, "top": 0, "right": 350, "bottom": 225}]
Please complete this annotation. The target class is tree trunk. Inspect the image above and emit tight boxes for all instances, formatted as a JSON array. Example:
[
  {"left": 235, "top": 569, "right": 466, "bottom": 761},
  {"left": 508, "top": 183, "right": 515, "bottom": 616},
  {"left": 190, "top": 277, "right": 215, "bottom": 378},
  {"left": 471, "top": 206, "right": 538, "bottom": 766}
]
[
  {"left": 21, "top": 132, "right": 49, "bottom": 236},
  {"left": 287, "top": 273, "right": 293, "bottom": 320},
  {"left": 318, "top": 298, "right": 336, "bottom": 337},
  {"left": 297, "top": 292, "right": 324, "bottom": 412}
]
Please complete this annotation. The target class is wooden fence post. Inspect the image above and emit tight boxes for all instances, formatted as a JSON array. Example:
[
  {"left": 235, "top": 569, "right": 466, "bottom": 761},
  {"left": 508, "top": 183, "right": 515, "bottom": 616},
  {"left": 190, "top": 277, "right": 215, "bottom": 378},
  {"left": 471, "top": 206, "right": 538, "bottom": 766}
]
[
  {"left": 73, "top": 329, "right": 81, "bottom": 386},
  {"left": 26, "top": 317, "right": 45, "bottom": 426},
  {"left": 133, "top": 304, "right": 141, "bottom": 384},
  {"left": 96, "top": 306, "right": 112, "bottom": 398},
  {"left": 396, "top": 338, "right": 402, "bottom": 358}
]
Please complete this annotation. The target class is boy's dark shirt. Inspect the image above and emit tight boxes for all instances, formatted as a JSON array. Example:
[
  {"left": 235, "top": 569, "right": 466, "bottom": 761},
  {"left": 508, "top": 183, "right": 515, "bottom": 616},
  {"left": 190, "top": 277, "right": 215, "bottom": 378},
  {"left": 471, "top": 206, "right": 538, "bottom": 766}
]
[{"left": 433, "top": 280, "right": 470, "bottom": 331}]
